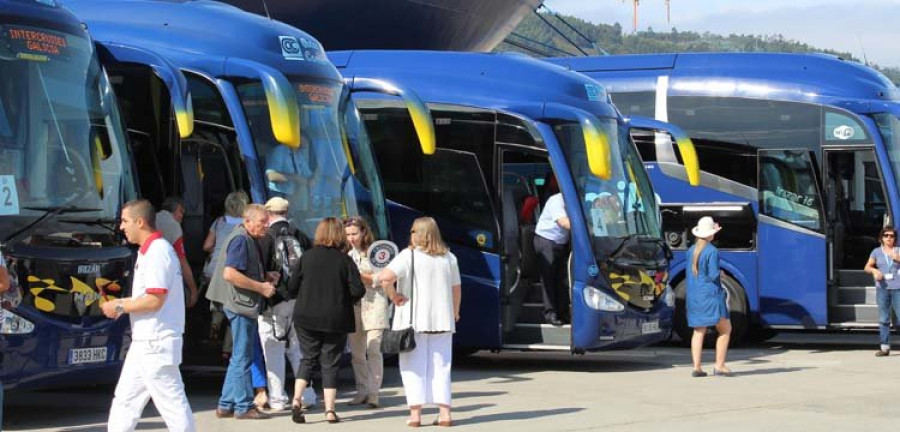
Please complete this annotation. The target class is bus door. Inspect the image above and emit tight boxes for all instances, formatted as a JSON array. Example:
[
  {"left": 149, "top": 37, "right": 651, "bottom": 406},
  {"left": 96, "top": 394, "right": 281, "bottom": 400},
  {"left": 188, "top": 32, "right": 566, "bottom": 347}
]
[
  {"left": 757, "top": 149, "right": 827, "bottom": 327},
  {"left": 498, "top": 148, "right": 555, "bottom": 342},
  {"left": 824, "top": 147, "right": 888, "bottom": 325}
]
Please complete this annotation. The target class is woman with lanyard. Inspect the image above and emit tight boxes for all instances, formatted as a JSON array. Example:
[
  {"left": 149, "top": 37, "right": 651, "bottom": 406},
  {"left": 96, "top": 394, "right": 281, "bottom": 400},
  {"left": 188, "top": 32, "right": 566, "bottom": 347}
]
[{"left": 864, "top": 226, "right": 900, "bottom": 356}]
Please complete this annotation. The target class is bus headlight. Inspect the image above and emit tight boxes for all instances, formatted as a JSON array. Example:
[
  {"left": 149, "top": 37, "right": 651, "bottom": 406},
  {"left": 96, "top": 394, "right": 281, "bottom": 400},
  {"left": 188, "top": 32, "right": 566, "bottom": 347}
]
[
  {"left": 663, "top": 285, "right": 676, "bottom": 308},
  {"left": 1, "top": 309, "right": 35, "bottom": 334},
  {"left": 583, "top": 286, "right": 625, "bottom": 312}
]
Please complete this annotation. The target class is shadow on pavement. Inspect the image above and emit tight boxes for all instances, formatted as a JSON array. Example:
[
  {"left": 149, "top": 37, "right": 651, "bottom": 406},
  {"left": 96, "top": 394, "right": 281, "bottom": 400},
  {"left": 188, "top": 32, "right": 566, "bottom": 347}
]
[{"left": 456, "top": 407, "right": 583, "bottom": 425}]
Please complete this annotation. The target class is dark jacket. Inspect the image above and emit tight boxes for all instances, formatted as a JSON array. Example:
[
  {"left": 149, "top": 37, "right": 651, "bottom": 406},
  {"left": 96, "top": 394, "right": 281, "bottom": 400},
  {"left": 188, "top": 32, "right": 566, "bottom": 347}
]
[{"left": 288, "top": 246, "right": 365, "bottom": 333}]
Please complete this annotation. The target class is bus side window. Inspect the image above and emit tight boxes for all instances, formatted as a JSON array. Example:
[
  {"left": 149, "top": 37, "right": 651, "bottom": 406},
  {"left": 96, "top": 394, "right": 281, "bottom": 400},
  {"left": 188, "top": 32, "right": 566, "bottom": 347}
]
[{"left": 758, "top": 149, "right": 824, "bottom": 232}]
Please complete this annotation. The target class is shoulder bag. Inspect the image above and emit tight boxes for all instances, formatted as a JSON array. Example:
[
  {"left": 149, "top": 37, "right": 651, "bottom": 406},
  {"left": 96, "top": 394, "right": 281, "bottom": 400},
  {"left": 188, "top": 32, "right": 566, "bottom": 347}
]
[{"left": 381, "top": 250, "right": 417, "bottom": 354}]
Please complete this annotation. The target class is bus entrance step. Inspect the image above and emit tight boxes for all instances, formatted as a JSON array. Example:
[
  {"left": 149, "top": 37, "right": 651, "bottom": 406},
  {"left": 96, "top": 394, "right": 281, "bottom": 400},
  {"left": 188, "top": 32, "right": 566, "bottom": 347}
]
[
  {"left": 504, "top": 323, "right": 571, "bottom": 346},
  {"left": 836, "top": 286, "right": 877, "bottom": 305},
  {"left": 837, "top": 270, "right": 874, "bottom": 287},
  {"left": 830, "top": 304, "right": 880, "bottom": 323}
]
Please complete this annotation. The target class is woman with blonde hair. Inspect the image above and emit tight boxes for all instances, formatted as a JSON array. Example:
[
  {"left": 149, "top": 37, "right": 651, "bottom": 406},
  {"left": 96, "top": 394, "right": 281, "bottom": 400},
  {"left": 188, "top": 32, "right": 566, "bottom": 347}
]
[
  {"left": 380, "top": 217, "right": 461, "bottom": 427},
  {"left": 288, "top": 217, "right": 365, "bottom": 423},
  {"left": 686, "top": 216, "right": 732, "bottom": 377},
  {"left": 344, "top": 216, "right": 389, "bottom": 408}
]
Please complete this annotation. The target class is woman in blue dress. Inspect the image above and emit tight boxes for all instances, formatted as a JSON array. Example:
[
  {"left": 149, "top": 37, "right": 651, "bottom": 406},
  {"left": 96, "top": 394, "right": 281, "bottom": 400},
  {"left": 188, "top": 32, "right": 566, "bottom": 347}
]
[{"left": 686, "top": 216, "right": 732, "bottom": 377}]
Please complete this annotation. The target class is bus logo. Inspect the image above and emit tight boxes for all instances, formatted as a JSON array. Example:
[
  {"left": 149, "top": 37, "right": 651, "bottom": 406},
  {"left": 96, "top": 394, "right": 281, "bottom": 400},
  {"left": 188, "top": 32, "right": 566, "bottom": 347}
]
[
  {"left": 833, "top": 125, "right": 855, "bottom": 140},
  {"left": 279, "top": 36, "right": 303, "bottom": 61},
  {"left": 78, "top": 264, "right": 100, "bottom": 275}
]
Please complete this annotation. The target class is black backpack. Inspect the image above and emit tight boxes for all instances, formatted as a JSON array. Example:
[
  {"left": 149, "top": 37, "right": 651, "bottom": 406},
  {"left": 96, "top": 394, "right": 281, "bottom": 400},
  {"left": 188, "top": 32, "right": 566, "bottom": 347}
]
[{"left": 271, "top": 221, "right": 308, "bottom": 289}]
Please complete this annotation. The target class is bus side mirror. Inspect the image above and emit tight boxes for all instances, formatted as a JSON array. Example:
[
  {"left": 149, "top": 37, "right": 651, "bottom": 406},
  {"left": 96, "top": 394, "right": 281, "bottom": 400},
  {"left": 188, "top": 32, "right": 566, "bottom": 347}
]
[
  {"left": 89, "top": 128, "right": 108, "bottom": 199},
  {"left": 225, "top": 58, "right": 301, "bottom": 149},
  {"left": 580, "top": 115, "right": 613, "bottom": 180},
  {"left": 345, "top": 77, "right": 436, "bottom": 155}
]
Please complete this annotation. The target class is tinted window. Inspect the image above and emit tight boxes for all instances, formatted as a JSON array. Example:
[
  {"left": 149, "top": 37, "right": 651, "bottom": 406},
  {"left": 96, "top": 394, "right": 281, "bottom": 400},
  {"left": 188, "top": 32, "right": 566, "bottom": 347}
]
[
  {"left": 693, "top": 139, "right": 758, "bottom": 188},
  {"left": 824, "top": 110, "right": 868, "bottom": 142},
  {"left": 759, "top": 149, "right": 824, "bottom": 232},
  {"left": 670, "top": 96, "right": 822, "bottom": 151},
  {"left": 611, "top": 91, "right": 655, "bottom": 118}
]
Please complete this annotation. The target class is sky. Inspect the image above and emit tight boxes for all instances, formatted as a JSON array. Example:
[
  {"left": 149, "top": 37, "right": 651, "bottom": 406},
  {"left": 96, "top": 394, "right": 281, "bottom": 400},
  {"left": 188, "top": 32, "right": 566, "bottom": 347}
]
[{"left": 543, "top": 0, "right": 900, "bottom": 68}]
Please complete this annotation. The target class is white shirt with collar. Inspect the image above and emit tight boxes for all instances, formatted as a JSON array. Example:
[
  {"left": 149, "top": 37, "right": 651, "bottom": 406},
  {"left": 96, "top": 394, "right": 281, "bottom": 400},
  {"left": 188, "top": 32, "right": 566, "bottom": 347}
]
[
  {"left": 535, "top": 193, "right": 570, "bottom": 245},
  {"left": 131, "top": 231, "right": 185, "bottom": 341}
]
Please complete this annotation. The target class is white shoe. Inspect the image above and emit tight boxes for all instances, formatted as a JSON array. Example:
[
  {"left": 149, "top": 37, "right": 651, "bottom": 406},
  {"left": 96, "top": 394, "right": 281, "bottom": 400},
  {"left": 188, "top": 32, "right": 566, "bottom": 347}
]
[{"left": 268, "top": 402, "right": 289, "bottom": 412}]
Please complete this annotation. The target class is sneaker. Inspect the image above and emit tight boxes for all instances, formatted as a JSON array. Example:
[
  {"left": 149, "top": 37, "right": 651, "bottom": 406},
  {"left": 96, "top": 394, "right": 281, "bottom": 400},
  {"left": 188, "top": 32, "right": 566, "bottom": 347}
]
[
  {"left": 876, "top": 349, "right": 890, "bottom": 357},
  {"left": 235, "top": 408, "right": 271, "bottom": 420},
  {"left": 267, "top": 402, "right": 289, "bottom": 412}
]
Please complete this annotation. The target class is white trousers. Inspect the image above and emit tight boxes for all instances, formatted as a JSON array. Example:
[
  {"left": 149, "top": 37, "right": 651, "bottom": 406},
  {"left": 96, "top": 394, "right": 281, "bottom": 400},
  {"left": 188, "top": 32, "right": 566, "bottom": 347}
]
[
  {"left": 349, "top": 312, "right": 384, "bottom": 397},
  {"left": 258, "top": 300, "right": 303, "bottom": 407},
  {"left": 108, "top": 338, "right": 195, "bottom": 432},
  {"left": 398, "top": 332, "right": 453, "bottom": 406}
]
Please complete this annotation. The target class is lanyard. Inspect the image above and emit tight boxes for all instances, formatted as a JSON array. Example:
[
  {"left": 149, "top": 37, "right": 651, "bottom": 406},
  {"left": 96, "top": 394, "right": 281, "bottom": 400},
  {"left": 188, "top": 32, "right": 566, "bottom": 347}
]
[{"left": 884, "top": 247, "right": 896, "bottom": 272}]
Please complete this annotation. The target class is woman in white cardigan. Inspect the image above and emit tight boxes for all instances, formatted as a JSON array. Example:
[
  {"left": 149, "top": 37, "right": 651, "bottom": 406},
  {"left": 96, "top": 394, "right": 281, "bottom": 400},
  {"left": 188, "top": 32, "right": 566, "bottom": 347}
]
[{"left": 380, "top": 217, "right": 461, "bottom": 427}]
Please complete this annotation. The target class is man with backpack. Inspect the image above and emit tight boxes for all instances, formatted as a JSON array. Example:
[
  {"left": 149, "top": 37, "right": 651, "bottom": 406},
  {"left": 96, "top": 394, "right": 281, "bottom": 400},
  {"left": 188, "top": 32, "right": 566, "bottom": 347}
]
[{"left": 256, "top": 197, "right": 316, "bottom": 411}]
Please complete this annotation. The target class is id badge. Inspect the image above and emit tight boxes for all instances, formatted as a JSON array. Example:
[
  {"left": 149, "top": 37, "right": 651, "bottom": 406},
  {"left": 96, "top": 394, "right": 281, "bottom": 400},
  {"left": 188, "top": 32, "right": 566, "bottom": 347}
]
[{"left": 886, "top": 273, "right": 895, "bottom": 281}]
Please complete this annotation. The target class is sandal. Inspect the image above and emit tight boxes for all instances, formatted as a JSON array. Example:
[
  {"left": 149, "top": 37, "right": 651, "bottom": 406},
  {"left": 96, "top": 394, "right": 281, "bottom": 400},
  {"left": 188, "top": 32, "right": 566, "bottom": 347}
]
[
  {"left": 432, "top": 418, "right": 453, "bottom": 427},
  {"left": 291, "top": 400, "right": 306, "bottom": 424},
  {"left": 406, "top": 419, "right": 421, "bottom": 428},
  {"left": 325, "top": 409, "right": 340, "bottom": 423}
]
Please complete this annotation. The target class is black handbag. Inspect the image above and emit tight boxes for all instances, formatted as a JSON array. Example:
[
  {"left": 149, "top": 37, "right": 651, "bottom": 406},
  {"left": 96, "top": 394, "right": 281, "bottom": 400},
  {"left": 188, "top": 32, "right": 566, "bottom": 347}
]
[{"left": 381, "top": 250, "right": 417, "bottom": 354}]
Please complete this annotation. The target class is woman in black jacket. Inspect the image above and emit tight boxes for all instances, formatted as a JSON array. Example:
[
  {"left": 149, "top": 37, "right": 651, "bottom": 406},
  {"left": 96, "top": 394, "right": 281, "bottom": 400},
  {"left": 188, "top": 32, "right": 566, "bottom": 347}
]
[{"left": 287, "top": 217, "right": 365, "bottom": 423}]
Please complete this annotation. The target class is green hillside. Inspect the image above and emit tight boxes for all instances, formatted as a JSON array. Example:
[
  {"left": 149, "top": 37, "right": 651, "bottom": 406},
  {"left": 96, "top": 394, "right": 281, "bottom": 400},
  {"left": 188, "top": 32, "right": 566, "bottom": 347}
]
[{"left": 497, "top": 12, "right": 900, "bottom": 85}]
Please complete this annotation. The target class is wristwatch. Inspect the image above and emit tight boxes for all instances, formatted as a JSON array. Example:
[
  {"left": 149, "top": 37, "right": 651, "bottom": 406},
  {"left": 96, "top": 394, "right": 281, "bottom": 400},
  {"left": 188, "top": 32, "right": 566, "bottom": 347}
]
[{"left": 115, "top": 301, "right": 126, "bottom": 316}]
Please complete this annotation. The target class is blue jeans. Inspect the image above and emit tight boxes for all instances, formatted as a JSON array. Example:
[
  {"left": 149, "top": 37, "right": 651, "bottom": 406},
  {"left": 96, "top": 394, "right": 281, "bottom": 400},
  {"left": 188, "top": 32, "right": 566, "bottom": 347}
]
[
  {"left": 219, "top": 310, "right": 258, "bottom": 414},
  {"left": 877, "top": 287, "right": 900, "bottom": 348},
  {"left": 252, "top": 332, "right": 266, "bottom": 389}
]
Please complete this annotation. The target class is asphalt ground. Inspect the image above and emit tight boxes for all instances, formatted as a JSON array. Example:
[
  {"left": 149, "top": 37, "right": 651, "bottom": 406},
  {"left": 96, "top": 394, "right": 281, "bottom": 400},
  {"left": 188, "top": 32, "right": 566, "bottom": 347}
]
[{"left": 4, "top": 332, "right": 897, "bottom": 431}]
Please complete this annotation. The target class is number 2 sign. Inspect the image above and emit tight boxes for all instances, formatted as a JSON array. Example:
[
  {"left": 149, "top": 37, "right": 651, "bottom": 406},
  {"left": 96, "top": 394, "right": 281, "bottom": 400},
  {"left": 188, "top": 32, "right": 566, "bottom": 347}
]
[{"left": 0, "top": 175, "right": 20, "bottom": 216}]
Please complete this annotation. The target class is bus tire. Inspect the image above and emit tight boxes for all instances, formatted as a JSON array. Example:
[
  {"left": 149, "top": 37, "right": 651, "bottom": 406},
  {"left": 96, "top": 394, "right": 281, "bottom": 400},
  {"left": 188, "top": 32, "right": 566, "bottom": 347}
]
[{"left": 674, "top": 274, "right": 749, "bottom": 346}]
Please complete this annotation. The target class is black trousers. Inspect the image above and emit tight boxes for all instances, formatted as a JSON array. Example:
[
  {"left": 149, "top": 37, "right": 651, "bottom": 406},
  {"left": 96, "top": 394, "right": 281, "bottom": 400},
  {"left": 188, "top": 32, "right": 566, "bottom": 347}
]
[
  {"left": 294, "top": 327, "right": 348, "bottom": 389},
  {"left": 534, "top": 235, "right": 570, "bottom": 320}
]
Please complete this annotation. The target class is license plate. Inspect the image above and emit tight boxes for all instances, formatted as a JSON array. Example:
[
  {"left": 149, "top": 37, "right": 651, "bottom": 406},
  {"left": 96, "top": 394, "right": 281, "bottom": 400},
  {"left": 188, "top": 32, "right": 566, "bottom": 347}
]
[
  {"left": 641, "top": 320, "right": 660, "bottom": 334},
  {"left": 68, "top": 347, "right": 107, "bottom": 365}
]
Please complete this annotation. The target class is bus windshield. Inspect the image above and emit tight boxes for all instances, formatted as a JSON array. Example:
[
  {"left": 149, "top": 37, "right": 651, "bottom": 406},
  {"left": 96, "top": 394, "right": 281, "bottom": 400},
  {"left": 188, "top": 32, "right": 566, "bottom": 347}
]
[
  {"left": 874, "top": 111, "right": 900, "bottom": 203},
  {"left": 0, "top": 23, "right": 135, "bottom": 243},
  {"left": 555, "top": 118, "right": 661, "bottom": 244},
  {"left": 238, "top": 79, "right": 388, "bottom": 239}
]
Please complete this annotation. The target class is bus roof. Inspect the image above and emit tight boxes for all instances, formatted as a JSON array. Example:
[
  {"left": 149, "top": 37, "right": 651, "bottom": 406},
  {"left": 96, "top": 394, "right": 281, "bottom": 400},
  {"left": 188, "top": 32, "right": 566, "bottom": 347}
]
[
  {"left": 549, "top": 53, "right": 900, "bottom": 107},
  {"left": 62, "top": 0, "right": 340, "bottom": 80},
  {"left": 331, "top": 50, "right": 620, "bottom": 121}
]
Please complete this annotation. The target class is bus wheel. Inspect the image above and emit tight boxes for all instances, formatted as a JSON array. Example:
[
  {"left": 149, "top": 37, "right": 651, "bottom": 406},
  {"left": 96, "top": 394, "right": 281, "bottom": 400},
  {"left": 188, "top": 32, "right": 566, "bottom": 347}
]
[
  {"left": 453, "top": 346, "right": 480, "bottom": 363},
  {"left": 674, "top": 274, "right": 749, "bottom": 346}
]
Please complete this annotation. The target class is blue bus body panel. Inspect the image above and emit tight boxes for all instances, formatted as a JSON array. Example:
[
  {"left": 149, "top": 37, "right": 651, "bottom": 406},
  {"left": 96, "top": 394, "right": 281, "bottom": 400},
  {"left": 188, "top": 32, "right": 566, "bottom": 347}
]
[{"left": 756, "top": 222, "right": 827, "bottom": 327}]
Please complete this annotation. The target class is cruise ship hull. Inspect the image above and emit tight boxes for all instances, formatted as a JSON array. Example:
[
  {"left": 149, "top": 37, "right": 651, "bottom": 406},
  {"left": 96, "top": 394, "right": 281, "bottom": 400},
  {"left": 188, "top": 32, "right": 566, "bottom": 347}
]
[{"left": 220, "top": 0, "right": 541, "bottom": 51}]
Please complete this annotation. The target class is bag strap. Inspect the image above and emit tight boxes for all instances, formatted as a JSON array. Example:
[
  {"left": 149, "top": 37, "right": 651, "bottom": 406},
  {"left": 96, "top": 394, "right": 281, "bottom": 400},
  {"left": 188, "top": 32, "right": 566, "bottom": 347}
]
[{"left": 408, "top": 248, "right": 416, "bottom": 327}]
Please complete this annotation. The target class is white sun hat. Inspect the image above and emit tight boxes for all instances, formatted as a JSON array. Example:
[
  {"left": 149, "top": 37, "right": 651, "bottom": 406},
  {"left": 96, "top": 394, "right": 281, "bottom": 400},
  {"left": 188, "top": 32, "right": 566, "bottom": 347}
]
[{"left": 691, "top": 216, "right": 722, "bottom": 239}]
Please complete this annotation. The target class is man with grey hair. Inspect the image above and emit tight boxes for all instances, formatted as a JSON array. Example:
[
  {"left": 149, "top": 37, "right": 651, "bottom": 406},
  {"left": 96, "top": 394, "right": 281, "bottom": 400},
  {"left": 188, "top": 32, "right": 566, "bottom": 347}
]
[
  {"left": 213, "top": 204, "right": 277, "bottom": 420},
  {"left": 156, "top": 196, "right": 198, "bottom": 308}
]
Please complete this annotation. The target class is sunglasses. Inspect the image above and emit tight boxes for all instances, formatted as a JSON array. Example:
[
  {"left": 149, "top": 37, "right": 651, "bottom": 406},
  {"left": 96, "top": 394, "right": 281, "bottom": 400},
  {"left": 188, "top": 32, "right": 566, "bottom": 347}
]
[{"left": 884, "top": 234, "right": 896, "bottom": 238}]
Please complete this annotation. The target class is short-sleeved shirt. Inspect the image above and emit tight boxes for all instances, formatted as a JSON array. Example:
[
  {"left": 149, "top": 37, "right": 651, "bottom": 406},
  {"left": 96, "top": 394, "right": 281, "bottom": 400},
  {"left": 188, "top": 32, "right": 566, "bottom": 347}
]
[
  {"left": 870, "top": 247, "right": 900, "bottom": 290},
  {"left": 225, "top": 233, "right": 264, "bottom": 282},
  {"left": 386, "top": 248, "right": 460, "bottom": 333},
  {"left": 265, "top": 145, "right": 313, "bottom": 195},
  {"left": 131, "top": 231, "right": 185, "bottom": 340},
  {"left": 156, "top": 210, "right": 185, "bottom": 259},
  {"left": 535, "top": 193, "right": 569, "bottom": 245}
]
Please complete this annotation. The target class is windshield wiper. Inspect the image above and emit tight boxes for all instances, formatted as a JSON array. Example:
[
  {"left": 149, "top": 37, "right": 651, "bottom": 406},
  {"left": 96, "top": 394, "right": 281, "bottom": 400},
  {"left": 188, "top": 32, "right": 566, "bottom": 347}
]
[{"left": 4, "top": 206, "right": 102, "bottom": 242}]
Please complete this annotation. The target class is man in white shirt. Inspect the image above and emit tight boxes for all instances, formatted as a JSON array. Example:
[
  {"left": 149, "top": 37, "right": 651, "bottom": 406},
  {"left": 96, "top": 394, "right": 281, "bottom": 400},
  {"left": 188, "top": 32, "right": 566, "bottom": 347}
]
[
  {"left": 533, "top": 192, "right": 571, "bottom": 326},
  {"left": 102, "top": 199, "right": 195, "bottom": 432}
]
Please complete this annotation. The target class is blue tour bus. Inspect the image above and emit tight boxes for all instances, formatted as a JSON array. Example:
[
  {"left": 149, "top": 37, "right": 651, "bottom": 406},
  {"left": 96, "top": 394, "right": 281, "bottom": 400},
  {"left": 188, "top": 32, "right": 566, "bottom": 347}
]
[
  {"left": 61, "top": 0, "right": 436, "bottom": 362},
  {"left": 550, "top": 53, "right": 900, "bottom": 343},
  {"left": 331, "top": 50, "right": 700, "bottom": 352},
  {"left": 0, "top": 0, "right": 150, "bottom": 389}
]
